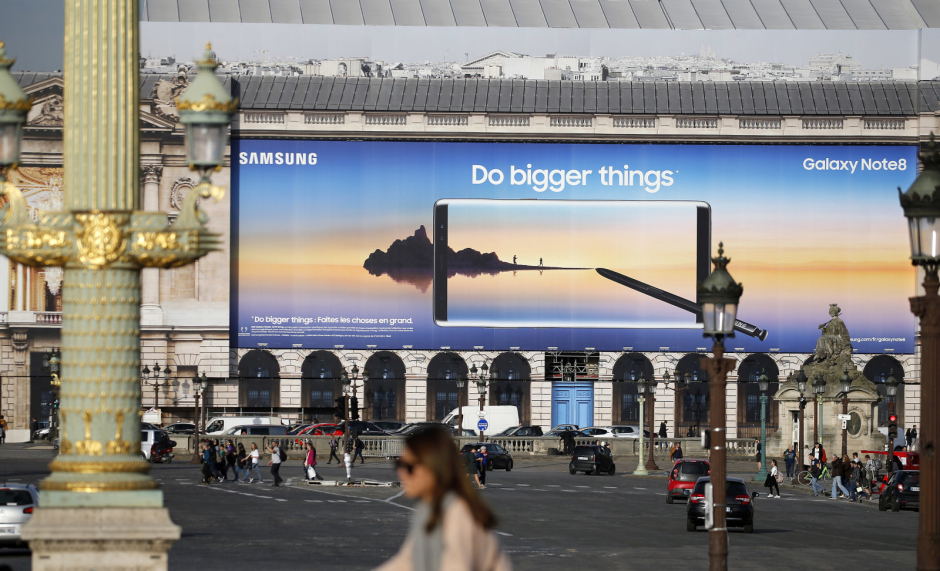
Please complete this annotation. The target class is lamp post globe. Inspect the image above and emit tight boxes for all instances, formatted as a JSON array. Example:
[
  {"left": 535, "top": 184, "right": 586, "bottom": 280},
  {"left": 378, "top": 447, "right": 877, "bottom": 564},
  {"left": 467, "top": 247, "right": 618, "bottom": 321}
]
[
  {"left": 0, "top": 42, "right": 31, "bottom": 178},
  {"left": 176, "top": 43, "right": 237, "bottom": 176},
  {"left": 697, "top": 242, "right": 743, "bottom": 339},
  {"left": 899, "top": 134, "right": 940, "bottom": 276},
  {"left": 796, "top": 369, "right": 808, "bottom": 395}
]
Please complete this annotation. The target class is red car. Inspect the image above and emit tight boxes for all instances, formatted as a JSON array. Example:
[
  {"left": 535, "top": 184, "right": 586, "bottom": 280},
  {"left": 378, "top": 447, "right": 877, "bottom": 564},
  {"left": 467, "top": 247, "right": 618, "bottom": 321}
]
[
  {"left": 667, "top": 459, "right": 710, "bottom": 504},
  {"left": 300, "top": 423, "right": 344, "bottom": 436}
]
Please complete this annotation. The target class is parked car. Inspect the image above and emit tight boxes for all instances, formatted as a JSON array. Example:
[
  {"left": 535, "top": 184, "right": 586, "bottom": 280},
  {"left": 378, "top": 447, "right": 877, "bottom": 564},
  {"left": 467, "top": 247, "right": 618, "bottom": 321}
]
[
  {"left": 205, "top": 416, "right": 275, "bottom": 435},
  {"left": 552, "top": 424, "right": 579, "bottom": 432},
  {"left": 395, "top": 422, "right": 474, "bottom": 437},
  {"left": 372, "top": 421, "right": 406, "bottom": 433},
  {"left": 0, "top": 484, "right": 39, "bottom": 547},
  {"left": 222, "top": 424, "right": 288, "bottom": 436},
  {"left": 442, "top": 406, "right": 520, "bottom": 436},
  {"left": 494, "top": 425, "right": 543, "bottom": 437},
  {"left": 460, "top": 443, "right": 514, "bottom": 471},
  {"left": 879, "top": 470, "right": 919, "bottom": 512},
  {"left": 341, "top": 420, "right": 387, "bottom": 436},
  {"left": 687, "top": 477, "right": 756, "bottom": 533},
  {"left": 667, "top": 459, "right": 710, "bottom": 504},
  {"left": 543, "top": 428, "right": 589, "bottom": 439},
  {"left": 287, "top": 423, "right": 313, "bottom": 435},
  {"left": 300, "top": 423, "right": 344, "bottom": 436},
  {"left": 164, "top": 423, "right": 195, "bottom": 435},
  {"left": 580, "top": 427, "right": 617, "bottom": 439},
  {"left": 569, "top": 444, "right": 616, "bottom": 475}
]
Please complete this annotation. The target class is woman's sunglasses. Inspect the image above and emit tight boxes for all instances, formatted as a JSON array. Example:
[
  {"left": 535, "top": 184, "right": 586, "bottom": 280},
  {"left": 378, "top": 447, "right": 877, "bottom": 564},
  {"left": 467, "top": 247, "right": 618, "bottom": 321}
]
[{"left": 395, "top": 459, "right": 416, "bottom": 474}]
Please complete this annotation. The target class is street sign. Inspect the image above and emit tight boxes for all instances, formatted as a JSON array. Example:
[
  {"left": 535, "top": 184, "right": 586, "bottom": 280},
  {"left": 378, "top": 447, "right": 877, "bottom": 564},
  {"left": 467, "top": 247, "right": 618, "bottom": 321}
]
[
  {"left": 477, "top": 419, "right": 489, "bottom": 432},
  {"left": 837, "top": 414, "right": 851, "bottom": 421},
  {"left": 477, "top": 411, "right": 486, "bottom": 418}
]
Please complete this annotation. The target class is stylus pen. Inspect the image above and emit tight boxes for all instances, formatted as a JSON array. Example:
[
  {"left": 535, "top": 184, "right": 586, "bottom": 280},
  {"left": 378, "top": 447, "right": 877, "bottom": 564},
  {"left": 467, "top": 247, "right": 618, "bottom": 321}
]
[{"left": 596, "top": 268, "right": 768, "bottom": 341}]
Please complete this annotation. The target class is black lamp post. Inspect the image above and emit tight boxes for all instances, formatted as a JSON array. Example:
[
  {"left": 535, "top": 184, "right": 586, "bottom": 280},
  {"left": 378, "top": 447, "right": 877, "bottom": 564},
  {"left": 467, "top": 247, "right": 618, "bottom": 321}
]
[
  {"left": 697, "top": 242, "right": 743, "bottom": 571},
  {"left": 839, "top": 370, "right": 852, "bottom": 457},
  {"left": 796, "top": 369, "right": 808, "bottom": 473},
  {"left": 456, "top": 373, "right": 467, "bottom": 436},
  {"left": 143, "top": 362, "right": 173, "bottom": 411},
  {"left": 754, "top": 370, "right": 770, "bottom": 482},
  {"left": 812, "top": 374, "right": 827, "bottom": 446},
  {"left": 645, "top": 374, "right": 660, "bottom": 471},
  {"left": 189, "top": 373, "right": 209, "bottom": 464}
]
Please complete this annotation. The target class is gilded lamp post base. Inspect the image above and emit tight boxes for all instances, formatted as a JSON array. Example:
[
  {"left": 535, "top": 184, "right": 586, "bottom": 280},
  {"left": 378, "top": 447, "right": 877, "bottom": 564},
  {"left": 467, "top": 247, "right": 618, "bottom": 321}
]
[{"left": 21, "top": 507, "right": 180, "bottom": 571}]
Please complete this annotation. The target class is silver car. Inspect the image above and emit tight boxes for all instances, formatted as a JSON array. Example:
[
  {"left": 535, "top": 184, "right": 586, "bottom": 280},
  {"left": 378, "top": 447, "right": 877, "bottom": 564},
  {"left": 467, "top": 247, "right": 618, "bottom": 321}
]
[{"left": 0, "top": 483, "right": 39, "bottom": 547}]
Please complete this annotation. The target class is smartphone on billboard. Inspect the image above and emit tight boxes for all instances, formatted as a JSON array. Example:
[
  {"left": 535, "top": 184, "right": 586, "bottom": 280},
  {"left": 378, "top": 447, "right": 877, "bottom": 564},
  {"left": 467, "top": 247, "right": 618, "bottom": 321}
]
[{"left": 433, "top": 199, "right": 711, "bottom": 329}]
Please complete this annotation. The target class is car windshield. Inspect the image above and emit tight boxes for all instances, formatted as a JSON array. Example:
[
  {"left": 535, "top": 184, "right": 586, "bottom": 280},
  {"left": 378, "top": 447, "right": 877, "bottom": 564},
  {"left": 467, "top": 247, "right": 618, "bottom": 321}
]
[
  {"left": 611, "top": 427, "right": 634, "bottom": 434},
  {"left": 681, "top": 462, "right": 708, "bottom": 475},
  {"left": 900, "top": 472, "right": 920, "bottom": 486},
  {"left": 495, "top": 427, "right": 517, "bottom": 436},
  {"left": 693, "top": 481, "right": 749, "bottom": 496},
  {"left": 205, "top": 420, "right": 223, "bottom": 433},
  {"left": 0, "top": 489, "right": 33, "bottom": 505}
]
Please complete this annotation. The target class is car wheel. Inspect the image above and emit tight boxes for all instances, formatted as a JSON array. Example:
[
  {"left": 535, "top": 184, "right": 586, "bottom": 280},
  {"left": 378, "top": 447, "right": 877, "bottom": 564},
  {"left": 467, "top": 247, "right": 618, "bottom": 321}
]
[
  {"left": 878, "top": 496, "right": 888, "bottom": 511},
  {"left": 487, "top": 464, "right": 493, "bottom": 472},
  {"left": 892, "top": 497, "right": 901, "bottom": 512},
  {"left": 506, "top": 460, "right": 513, "bottom": 472},
  {"left": 593, "top": 465, "right": 602, "bottom": 476},
  {"left": 744, "top": 522, "right": 754, "bottom": 534},
  {"left": 569, "top": 465, "right": 576, "bottom": 475},
  {"left": 608, "top": 464, "right": 615, "bottom": 476},
  {"left": 666, "top": 495, "right": 674, "bottom": 504},
  {"left": 686, "top": 520, "right": 696, "bottom": 532}
]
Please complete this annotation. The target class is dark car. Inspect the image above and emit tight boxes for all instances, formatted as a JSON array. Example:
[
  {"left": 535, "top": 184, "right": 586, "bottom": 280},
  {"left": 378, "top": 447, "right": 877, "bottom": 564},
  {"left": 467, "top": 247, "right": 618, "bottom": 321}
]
[
  {"left": 164, "top": 423, "right": 195, "bottom": 435},
  {"left": 495, "top": 425, "right": 543, "bottom": 437},
  {"left": 879, "top": 470, "right": 919, "bottom": 512},
  {"left": 460, "top": 443, "right": 514, "bottom": 471},
  {"left": 569, "top": 445, "right": 615, "bottom": 476},
  {"left": 544, "top": 428, "right": 589, "bottom": 439},
  {"left": 373, "top": 421, "right": 406, "bottom": 433},
  {"left": 667, "top": 459, "right": 710, "bottom": 504},
  {"left": 341, "top": 420, "right": 387, "bottom": 436},
  {"left": 687, "top": 477, "right": 756, "bottom": 533}
]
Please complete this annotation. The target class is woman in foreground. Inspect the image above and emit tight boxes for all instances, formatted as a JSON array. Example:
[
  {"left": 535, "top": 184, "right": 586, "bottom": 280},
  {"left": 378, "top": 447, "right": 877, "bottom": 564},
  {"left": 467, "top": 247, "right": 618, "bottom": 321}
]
[{"left": 377, "top": 426, "right": 512, "bottom": 571}]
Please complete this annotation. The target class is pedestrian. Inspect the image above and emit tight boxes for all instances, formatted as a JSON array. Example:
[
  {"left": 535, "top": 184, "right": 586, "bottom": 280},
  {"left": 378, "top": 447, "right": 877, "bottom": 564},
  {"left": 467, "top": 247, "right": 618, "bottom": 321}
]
[
  {"left": 848, "top": 458, "right": 862, "bottom": 503},
  {"left": 477, "top": 446, "right": 488, "bottom": 487},
  {"left": 803, "top": 445, "right": 811, "bottom": 471},
  {"left": 560, "top": 428, "right": 573, "bottom": 455},
  {"left": 379, "top": 426, "right": 511, "bottom": 571},
  {"left": 463, "top": 446, "right": 483, "bottom": 490},
  {"left": 659, "top": 421, "right": 667, "bottom": 439},
  {"left": 267, "top": 441, "right": 284, "bottom": 487},
  {"left": 754, "top": 437, "right": 762, "bottom": 472},
  {"left": 784, "top": 445, "right": 795, "bottom": 478},
  {"left": 910, "top": 425, "right": 918, "bottom": 451},
  {"left": 353, "top": 434, "right": 366, "bottom": 464},
  {"left": 687, "top": 426, "right": 694, "bottom": 438},
  {"left": 344, "top": 434, "right": 355, "bottom": 481},
  {"left": 247, "top": 442, "right": 264, "bottom": 483},
  {"left": 200, "top": 442, "right": 213, "bottom": 484},
  {"left": 224, "top": 439, "right": 237, "bottom": 481},
  {"left": 764, "top": 459, "right": 780, "bottom": 498},
  {"left": 830, "top": 454, "right": 851, "bottom": 499},
  {"left": 810, "top": 458, "right": 824, "bottom": 497},
  {"left": 207, "top": 440, "right": 223, "bottom": 482},
  {"left": 328, "top": 435, "right": 341, "bottom": 464},
  {"left": 0, "top": 420, "right": 5, "bottom": 448},
  {"left": 304, "top": 441, "right": 321, "bottom": 481},
  {"left": 235, "top": 443, "right": 248, "bottom": 482},
  {"left": 673, "top": 442, "right": 683, "bottom": 461},
  {"left": 30, "top": 417, "right": 39, "bottom": 439},
  {"left": 905, "top": 427, "right": 912, "bottom": 448}
]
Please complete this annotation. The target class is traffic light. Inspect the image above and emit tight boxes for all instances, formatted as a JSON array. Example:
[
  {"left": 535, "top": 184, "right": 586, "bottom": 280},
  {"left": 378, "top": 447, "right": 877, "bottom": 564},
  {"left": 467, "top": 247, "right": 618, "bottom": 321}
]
[
  {"left": 334, "top": 397, "right": 346, "bottom": 420},
  {"left": 888, "top": 414, "right": 898, "bottom": 442},
  {"left": 350, "top": 396, "right": 360, "bottom": 421}
]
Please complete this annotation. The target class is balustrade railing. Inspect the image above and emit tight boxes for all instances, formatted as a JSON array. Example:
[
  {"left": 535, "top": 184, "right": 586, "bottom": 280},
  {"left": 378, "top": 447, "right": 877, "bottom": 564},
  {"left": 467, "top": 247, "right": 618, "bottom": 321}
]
[
  {"left": 550, "top": 116, "right": 592, "bottom": 128},
  {"left": 427, "top": 115, "right": 469, "bottom": 126},
  {"left": 242, "top": 113, "right": 284, "bottom": 124},
  {"left": 488, "top": 115, "right": 530, "bottom": 127},
  {"left": 365, "top": 114, "right": 407, "bottom": 126},
  {"left": 739, "top": 118, "right": 782, "bottom": 130},
  {"left": 802, "top": 118, "right": 843, "bottom": 130},
  {"left": 305, "top": 113, "right": 345, "bottom": 125},
  {"left": 676, "top": 117, "right": 718, "bottom": 129},
  {"left": 612, "top": 116, "right": 655, "bottom": 129}
]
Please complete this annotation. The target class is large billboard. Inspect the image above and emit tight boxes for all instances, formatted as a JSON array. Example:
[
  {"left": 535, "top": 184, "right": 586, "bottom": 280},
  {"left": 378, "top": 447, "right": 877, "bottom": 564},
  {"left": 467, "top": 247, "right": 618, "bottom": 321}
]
[{"left": 233, "top": 139, "right": 916, "bottom": 353}]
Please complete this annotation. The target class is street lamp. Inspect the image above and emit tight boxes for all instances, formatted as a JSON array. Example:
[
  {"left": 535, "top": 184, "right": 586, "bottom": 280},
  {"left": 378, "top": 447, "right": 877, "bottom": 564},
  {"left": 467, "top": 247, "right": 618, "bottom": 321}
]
[
  {"left": 341, "top": 368, "right": 352, "bottom": 431},
  {"left": 633, "top": 377, "right": 649, "bottom": 476},
  {"left": 177, "top": 43, "right": 236, "bottom": 180},
  {"left": 456, "top": 373, "right": 467, "bottom": 437},
  {"left": 474, "top": 362, "right": 489, "bottom": 438},
  {"left": 811, "top": 374, "right": 827, "bottom": 445},
  {"left": 645, "top": 374, "right": 660, "bottom": 471},
  {"left": 884, "top": 370, "right": 900, "bottom": 473},
  {"left": 839, "top": 370, "right": 852, "bottom": 457},
  {"left": 0, "top": 41, "right": 31, "bottom": 182},
  {"left": 899, "top": 134, "right": 940, "bottom": 569},
  {"left": 189, "top": 373, "right": 209, "bottom": 464},
  {"left": 143, "top": 362, "right": 173, "bottom": 411},
  {"left": 754, "top": 370, "right": 770, "bottom": 483},
  {"left": 697, "top": 242, "right": 742, "bottom": 571},
  {"left": 796, "top": 369, "right": 808, "bottom": 474}
]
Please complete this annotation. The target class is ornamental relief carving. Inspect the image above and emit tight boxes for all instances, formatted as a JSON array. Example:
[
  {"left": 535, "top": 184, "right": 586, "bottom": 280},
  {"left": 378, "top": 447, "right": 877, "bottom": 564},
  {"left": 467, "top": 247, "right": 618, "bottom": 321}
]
[{"left": 170, "top": 177, "right": 196, "bottom": 210}]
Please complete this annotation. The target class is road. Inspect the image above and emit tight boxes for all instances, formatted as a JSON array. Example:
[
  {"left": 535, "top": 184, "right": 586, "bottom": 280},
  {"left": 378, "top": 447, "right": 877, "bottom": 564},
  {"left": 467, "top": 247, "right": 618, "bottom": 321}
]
[{"left": 0, "top": 446, "right": 919, "bottom": 570}]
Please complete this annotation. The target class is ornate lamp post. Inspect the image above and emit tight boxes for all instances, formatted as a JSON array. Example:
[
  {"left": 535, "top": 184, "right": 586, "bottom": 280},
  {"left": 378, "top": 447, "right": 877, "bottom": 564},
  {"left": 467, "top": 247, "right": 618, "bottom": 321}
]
[
  {"left": 143, "top": 363, "right": 173, "bottom": 412},
  {"left": 645, "top": 375, "right": 660, "bottom": 471},
  {"left": 0, "top": 42, "right": 30, "bottom": 183},
  {"left": 796, "top": 370, "right": 808, "bottom": 473},
  {"left": 341, "top": 368, "right": 352, "bottom": 433},
  {"left": 348, "top": 364, "right": 361, "bottom": 422},
  {"left": 456, "top": 373, "right": 467, "bottom": 436},
  {"left": 812, "top": 374, "right": 827, "bottom": 445},
  {"left": 697, "top": 243, "right": 742, "bottom": 571},
  {"left": 473, "top": 362, "right": 489, "bottom": 438},
  {"left": 884, "top": 371, "right": 900, "bottom": 472},
  {"left": 900, "top": 135, "right": 940, "bottom": 571},
  {"left": 839, "top": 370, "right": 852, "bottom": 457},
  {"left": 633, "top": 377, "right": 649, "bottom": 476},
  {"left": 188, "top": 373, "right": 208, "bottom": 464},
  {"left": 754, "top": 369, "right": 770, "bottom": 483}
]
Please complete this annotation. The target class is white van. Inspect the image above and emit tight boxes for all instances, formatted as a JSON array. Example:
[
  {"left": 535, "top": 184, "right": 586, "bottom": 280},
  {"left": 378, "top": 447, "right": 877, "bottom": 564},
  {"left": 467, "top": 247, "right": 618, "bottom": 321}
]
[
  {"left": 441, "top": 406, "right": 520, "bottom": 436},
  {"left": 205, "top": 416, "right": 275, "bottom": 435}
]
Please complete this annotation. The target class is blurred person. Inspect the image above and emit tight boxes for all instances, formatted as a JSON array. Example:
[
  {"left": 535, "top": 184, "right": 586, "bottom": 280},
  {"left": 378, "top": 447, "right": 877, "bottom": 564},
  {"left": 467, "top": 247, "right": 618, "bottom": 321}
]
[
  {"left": 267, "top": 441, "right": 284, "bottom": 487},
  {"left": 304, "top": 441, "right": 322, "bottom": 481},
  {"left": 764, "top": 459, "right": 780, "bottom": 498},
  {"left": 235, "top": 443, "right": 248, "bottom": 482},
  {"left": 784, "top": 444, "right": 795, "bottom": 478},
  {"left": 810, "top": 458, "right": 824, "bottom": 497},
  {"left": 247, "top": 442, "right": 264, "bottom": 483},
  {"left": 476, "top": 446, "right": 488, "bottom": 487},
  {"left": 328, "top": 435, "right": 341, "bottom": 464},
  {"left": 463, "top": 446, "right": 482, "bottom": 490},
  {"left": 354, "top": 434, "right": 366, "bottom": 464},
  {"left": 378, "top": 427, "right": 511, "bottom": 571}
]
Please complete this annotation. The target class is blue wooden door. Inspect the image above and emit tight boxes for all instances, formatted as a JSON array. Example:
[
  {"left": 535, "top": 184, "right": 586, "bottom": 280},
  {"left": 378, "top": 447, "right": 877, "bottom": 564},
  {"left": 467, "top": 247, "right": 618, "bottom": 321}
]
[{"left": 552, "top": 383, "right": 594, "bottom": 428}]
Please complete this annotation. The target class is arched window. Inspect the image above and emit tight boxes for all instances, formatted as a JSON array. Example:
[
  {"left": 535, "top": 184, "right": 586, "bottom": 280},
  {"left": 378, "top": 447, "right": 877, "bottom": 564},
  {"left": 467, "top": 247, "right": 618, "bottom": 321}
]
[
  {"left": 426, "top": 353, "right": 469, "bottom": 421},
  {"left": 611, "top": 353, "right": 654, "bottom": 425},
  {"left": 674, "top": 354, "right": 709, "bottom": 438},
  {"left": 735, "top": 354, "right": 780, "bottom": 439},
  {"left": 863, "top": 355, "right": 905, "bottom": 427},
  {"left": 489, "top": 353, "right": 531, "bottom": 424},
  {"left": 364, "top": 352, "right": 407, "bottom": 422},
  {"left": 238, "top": 350, "right": 280, "bottom": 409},
  {"left": 301, "top": 351, "right": 344, "bottom": 420}
]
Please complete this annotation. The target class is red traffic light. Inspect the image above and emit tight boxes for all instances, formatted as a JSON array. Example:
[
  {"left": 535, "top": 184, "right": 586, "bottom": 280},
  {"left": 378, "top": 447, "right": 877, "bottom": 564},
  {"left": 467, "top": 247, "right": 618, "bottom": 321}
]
[{"left": 889, "top": 414, "right": 898, "bottom": 423}]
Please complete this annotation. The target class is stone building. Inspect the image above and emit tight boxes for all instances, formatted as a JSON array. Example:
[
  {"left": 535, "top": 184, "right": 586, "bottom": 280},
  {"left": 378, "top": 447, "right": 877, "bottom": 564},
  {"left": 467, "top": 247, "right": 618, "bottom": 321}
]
[{"left": 0, "top": 71, "right": 932, "bottom": 456}]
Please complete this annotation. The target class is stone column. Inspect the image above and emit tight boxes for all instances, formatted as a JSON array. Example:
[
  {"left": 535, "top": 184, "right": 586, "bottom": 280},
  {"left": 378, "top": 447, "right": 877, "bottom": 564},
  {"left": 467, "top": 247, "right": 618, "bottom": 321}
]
[
  {"left": 20, "top": 1, "right": 180, "bottom": 568},
  {"left": 140, "top": 165, "right": 163, "bottom": 326},
  {"left": 11, "top": 330, "right": 27, "bottom": 429}
]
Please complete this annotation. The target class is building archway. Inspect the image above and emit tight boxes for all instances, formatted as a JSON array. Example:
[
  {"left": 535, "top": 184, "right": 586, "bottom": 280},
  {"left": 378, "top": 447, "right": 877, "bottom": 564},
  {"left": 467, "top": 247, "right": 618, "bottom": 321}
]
[
  {"left": 364, "top": 352, "right": 406, "bottom": 422},
  {"left": 489, "top": 353, "right": 531, "bottom": 424},
  {"left": 863, "top": 355, "right": 905, "bottom": 428},
  {"left": 674, "top": 353, "right": 709, "bottom": 438},
  {"left": 610, "top": 353, "right": 654, "bottom": 426},
  {"left": 237, "top": 350, "right": 280, "bottom": 409},
  {"left": 426, "top": 353, "right": 469, "bottom": 421},
  {"left": 736, "top": 354, "right": 780, "bottom": 439},
  {"left": 300, "top": 351, "right": 344, "bottom": 422}
]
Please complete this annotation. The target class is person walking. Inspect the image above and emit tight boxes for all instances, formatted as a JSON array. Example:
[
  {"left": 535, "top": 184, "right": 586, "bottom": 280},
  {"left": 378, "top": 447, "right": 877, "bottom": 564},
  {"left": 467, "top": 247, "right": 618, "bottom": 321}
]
[
  {"left": 343, "top": 434, "right": 355, "bottom": 481},
  {"left": 304, "top": 441, "right": 321, "bottom": 481},
  {"left": 764, "top": 459, "right": 781, "bottom": 498},
  {"left": 754, "top": 437, "right": 762, "bottom": 472},
  {"left": 910, "top": 425, "right": 918, "bottom": 451},
  {"left": 353, "top": 434, "right": 366, "bottom": 464},
  {"left": 673, "top": 442, "right": 683, "bottom": 461},
  {"left": 223, "top": 439, "right": 237, "bottom": 481},
  {"left": 830, "top": 454, "right": 851, "bottom": 499},
  {"left": 463, "top": 446, "right": 483, "bottom": 490},
  {"left": 848, "top": 458, "right": 862, "bottom": 503},
  {"left": 200, "top": 442, "right": 213, "bottom": 484},
  {"left": 0, "top": 415, "right": 7, "bottom": 445},
  {"left": 784, "top": 445, "right": 795, "bottom": 478},
  {"left": 476, "top": 446, "right": 488, "bottom": 487},
  {"left": 206, "top": 440, "right": 223, "bottom": 482},
  {"left": 235, "top": 443, "right": 248, "bottom": 482},
  {"left": 247, "top": 442, "right": 264, "bottom": 484},
  {"left": 30, "top": 417, "right": 39, "bottom": 440},
  {"left": 810, "top": 458, "right": 824, "bottom": 497},
  {"left": 267, "top": 442, "right": 284, "bottom": 487},
  {"left": 328, "top": 435, "right": 341, "bottom": 464},
  {"left": 378, "top": 427, "right": 511, "bottom": 571}
]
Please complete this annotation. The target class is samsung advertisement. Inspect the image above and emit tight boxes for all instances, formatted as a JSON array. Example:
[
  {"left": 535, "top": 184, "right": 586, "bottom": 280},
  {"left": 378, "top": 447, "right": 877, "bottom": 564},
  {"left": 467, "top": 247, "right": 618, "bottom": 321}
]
[{"left": 232, "top": 140, "right": 916, "bottom": 353}]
